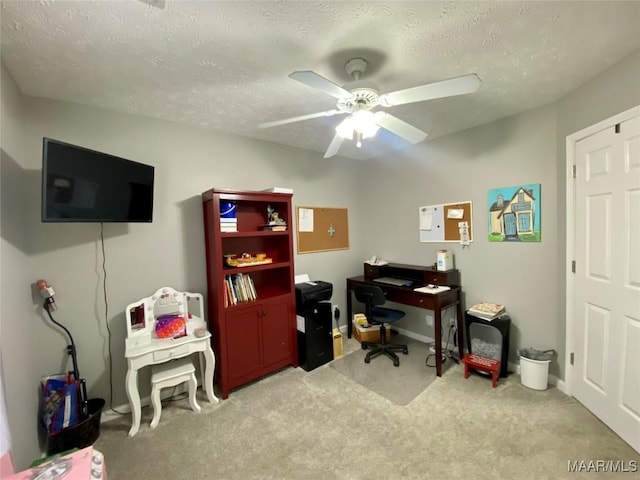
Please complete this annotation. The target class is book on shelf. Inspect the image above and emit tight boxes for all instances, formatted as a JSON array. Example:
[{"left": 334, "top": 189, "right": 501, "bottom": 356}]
[
  {"left": 467, "top": 302, "right": 506, "bottom": 320},
  {"left": 224, "top": 273, "right": 257, "bottom": 305},
  {"left": 261, "top": 224, "right": 287, "bottom": 232},
  {"left": 220, "top": 218, "right": 237, "bottom": 232}
]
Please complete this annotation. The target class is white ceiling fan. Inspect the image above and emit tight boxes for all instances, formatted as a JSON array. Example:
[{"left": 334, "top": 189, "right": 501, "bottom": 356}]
[
  {"left": 258, "top": 58, "right": 481, "bottom": 158},
  {"left": 138, "top": 0, "right": 166, "bottom": 9}
]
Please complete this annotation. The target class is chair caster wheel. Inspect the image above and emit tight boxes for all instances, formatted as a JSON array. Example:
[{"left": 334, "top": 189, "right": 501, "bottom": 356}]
[
  {"left": 361, "top": 344, "right": 368, "bottom": 350},
  {"left": 364, "top": 356, "right": 371, "bottom": 364},
  {"left": 402, "top": 348, "right": 408, "bottom": 355},
  {"left": 393, "top": 359, "right": 400, "bottom": 367}
]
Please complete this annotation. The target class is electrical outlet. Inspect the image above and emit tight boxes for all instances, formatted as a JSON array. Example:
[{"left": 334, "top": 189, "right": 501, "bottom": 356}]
[
  {"left": 426, "top": 314, "right": 433, "bottom": 327},
  {"left": 449, "top": 317, "right": 456, "bottom": 327}
]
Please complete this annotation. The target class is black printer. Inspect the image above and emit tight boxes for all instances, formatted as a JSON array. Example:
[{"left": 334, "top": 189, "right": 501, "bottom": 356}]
[
  {"left": 294, "top": 281, "right": 333, "bottom": 371},
  {"left": 295, "top": 280, "right": 333, "bottom": 314}
]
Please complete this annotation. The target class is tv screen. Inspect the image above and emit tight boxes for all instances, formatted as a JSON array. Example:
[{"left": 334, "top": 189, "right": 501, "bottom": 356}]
[{"left": 42, "top": 138, "right": 154, "bottom": 223}]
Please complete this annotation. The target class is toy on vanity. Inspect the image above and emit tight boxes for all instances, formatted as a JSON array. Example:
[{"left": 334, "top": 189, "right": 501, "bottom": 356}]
[{"left": 125, "top": 287, "right": 207, "bottom": 352}]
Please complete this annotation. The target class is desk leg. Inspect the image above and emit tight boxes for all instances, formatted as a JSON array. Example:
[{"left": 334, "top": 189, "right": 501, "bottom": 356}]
[
  {"left": 434, "top": 309, "right": 442, "bottom": 376},
  {"left": 125, "top": 367, "right": 141, "bottom": 437},
  {"left": 202, "top": 346, "right": 219, "bottom": 403},
  {"left": 346, "top": 286, "right": 353, "bottom": 338},
  {"left": 456, "top": 301, "right": 464, "bottom": 360}
]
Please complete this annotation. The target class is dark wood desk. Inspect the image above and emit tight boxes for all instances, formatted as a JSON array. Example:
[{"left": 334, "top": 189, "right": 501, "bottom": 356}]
[{"left": 346, "top": 264, "right": 464, "bottom": 377}]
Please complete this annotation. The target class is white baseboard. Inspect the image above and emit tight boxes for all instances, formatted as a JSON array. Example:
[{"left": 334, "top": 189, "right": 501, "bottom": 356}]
[
  {"left": 101, "top": 382, "right": 191, "bottom": 424},
  {"left": 392, "top": 325, "right": 435, "bottom": 344}
]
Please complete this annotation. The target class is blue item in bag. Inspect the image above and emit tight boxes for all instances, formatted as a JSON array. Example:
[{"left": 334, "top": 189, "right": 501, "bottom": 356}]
[{"left": 41, "top": 374, "right": 80, "bottom": 435}]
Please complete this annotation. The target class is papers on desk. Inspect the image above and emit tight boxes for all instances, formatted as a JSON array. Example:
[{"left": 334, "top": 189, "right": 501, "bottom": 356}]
[{"left": 413, "top": 285, "right": 451, "bottom": 294}]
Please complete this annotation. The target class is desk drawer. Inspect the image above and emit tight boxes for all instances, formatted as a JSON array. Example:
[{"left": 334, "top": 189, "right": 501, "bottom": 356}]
[
  {"left": 153, "top": 344, "right": 191, "bottom": 362},
  {"left": 364, "top": 264, "right": 383, "bottom": 279},
  {"left": 386, "top": 291, "right": 433, "bottom": 309},
  {"left": 425, "top": 271, "right": 457, "bottom": 285}
]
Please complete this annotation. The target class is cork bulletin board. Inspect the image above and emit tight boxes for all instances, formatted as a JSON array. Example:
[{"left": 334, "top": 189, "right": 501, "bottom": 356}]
[
  {"left": 296, "top": 206, "right": 349, "bottom": 254},
  {"left": 419, "top": 201, "right": 473, "bottom": 243}
]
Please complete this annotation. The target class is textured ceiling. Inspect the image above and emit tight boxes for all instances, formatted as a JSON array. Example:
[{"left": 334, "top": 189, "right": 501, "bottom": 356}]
[{"left": 1, "top": 1, "right": 639, "bottom": 159}]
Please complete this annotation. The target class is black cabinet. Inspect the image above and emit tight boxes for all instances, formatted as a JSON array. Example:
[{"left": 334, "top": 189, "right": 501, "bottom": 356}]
[
  {"left": 464, "top": 312, "right": 511, "bottom": 377},
  {"left": 297, "top": 302, "right": 333, "bottom": 371}
]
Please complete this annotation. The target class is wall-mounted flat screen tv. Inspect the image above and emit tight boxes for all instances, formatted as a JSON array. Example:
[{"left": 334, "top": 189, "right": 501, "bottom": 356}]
[{"left": 42, "top": 138, "right": 155, "bottom": 223}]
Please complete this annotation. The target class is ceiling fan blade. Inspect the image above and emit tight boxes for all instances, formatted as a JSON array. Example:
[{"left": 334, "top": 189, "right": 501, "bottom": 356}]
[
  {"left": 323, "top": 133, "right": 344, "bottom": 158},
  {"left": 379, "top": 74, "right": 481, "bottom": 107},
  {"left": 289, "top": 71, "right": 353, "bottom": 99},
  {"left": 258, "top": 109, "right": 343, "bottom": 129},
  {"left": 138, "top": 0, "right": 166, "bottom": 8},
  {"left": 376, "top": 112, "right": 428, "bottom": 144}
]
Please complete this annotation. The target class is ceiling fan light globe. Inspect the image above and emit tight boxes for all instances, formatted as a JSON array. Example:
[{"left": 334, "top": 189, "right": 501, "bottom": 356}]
[
  {"left": 351, "top": 110, "right": 380, "bottom": 138},
  {"left": 374, "top": 111, "right": 386, "bottom": 122},
  {"left": 335, "top": 117, "right": 354, "bottom": 139},
  {"left": 361, "top": 121, "right": 380, "bottom": 139}
]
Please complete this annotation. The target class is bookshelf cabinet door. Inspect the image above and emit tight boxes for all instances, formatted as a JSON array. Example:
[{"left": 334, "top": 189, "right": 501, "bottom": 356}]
[
  {"left": 225, "top": 307, "right": 262, "bottom": 382},
  {"left": 262, "top": 298, "right": 293, "bottom": 367}
]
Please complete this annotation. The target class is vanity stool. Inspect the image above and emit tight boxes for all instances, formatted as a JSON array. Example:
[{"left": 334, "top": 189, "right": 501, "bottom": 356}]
[{"left": 150, "top": 356, "right": 201, "bottom": 429}]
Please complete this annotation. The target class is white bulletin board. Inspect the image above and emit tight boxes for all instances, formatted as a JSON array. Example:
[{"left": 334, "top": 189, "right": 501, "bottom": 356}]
[{"left": 419, "top": 201, "right": 473, "bottom": 243}]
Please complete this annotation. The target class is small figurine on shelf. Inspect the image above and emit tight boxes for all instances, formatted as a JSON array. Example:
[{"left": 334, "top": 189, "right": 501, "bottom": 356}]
[
  {"left": 264, "top": 205, "right": 286, "bottom": 231},
  {"left": 267, "top": 205, "right": 275, "bottom": 224},
  {"left": 267, "top": 204, "right": 286, "bottom": 225}
]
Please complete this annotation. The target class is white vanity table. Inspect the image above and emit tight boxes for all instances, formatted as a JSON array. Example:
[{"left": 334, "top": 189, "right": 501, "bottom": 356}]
[{"left": 124, "top": 287, "right": 218, "bottom": 437}]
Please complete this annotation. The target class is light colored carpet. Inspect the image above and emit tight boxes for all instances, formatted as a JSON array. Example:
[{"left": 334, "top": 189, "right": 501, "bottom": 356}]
[
  {"left": 94, "top": 337, "right": 639, "bottom": 479},
  {"left": 330, "top": 335, "right": 453, "bottom": 405}
]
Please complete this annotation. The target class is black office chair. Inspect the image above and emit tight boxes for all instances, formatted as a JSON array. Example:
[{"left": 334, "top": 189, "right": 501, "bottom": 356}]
[{"left": 354, "top": 284, "right": 408, "bottom": 367}]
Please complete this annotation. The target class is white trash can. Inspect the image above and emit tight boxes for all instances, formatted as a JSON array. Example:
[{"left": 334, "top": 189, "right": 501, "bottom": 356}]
[{"left": 520, "top": 356, "right": 550, "bottom": 390}]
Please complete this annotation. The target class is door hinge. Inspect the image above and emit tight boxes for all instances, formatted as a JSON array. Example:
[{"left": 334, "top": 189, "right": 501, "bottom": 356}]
[
  {"left": 570, "top": 352, "right": 574, "bottom": 366},
  {"left": 572, "top": 165, "right": 576, "bottom": 178},
  {"left": 571, "top": 260, "right": 576, "bottom": 273}
]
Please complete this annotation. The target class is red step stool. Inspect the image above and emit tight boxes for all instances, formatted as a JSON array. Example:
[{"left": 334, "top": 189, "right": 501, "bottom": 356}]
[{"left": 462, "top": 353, "right": 501, "bottom": 388}]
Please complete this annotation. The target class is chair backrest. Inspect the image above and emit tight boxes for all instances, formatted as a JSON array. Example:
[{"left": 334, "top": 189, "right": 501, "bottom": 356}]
[{"left": 354, "top": 284, "right": 387, "bottom": 319}]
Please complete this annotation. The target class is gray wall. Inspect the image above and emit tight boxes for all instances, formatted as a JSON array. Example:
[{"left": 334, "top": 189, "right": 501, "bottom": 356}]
[
  {"left": 357, "top": 49, "right": 639, "bottom": 377},
  {"left": 553, "top": 50, "right": 640, "bottom": 368},
  {"left": 359, "top": 103, "right": 559, "bottom": 361},
  {"left": 0, "top": 63, "right": 364, "bottom": 469},
  {"left": 1, "top": 49, "right": 638, "bottom": 469}
]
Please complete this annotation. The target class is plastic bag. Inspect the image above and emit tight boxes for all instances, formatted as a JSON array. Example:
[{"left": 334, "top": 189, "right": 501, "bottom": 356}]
[
  {"left": 518, "top": 347, "right": 555, "bottom": 361},
  {"left": 41, "top": 374, "right": 80, "bottom": 435}
]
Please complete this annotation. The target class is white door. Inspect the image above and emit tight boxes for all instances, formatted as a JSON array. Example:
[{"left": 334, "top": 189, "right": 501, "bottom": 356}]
[{"left": 572, "top": 111, "right": 640, "bottom": 452}]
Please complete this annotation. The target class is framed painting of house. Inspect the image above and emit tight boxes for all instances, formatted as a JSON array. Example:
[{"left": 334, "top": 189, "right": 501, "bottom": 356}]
[{"left": 488, "top": 184, "right": 541, "bottom": 242}]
